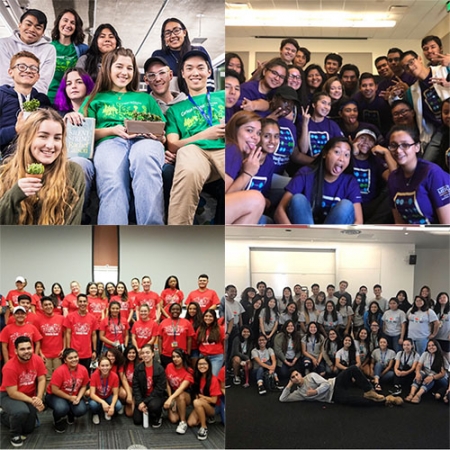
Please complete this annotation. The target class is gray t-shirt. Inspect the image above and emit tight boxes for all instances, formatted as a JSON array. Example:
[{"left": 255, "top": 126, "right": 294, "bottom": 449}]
[
  {"left": 279, "top": 373, "right": 335, "bottom": 403},
  {"left": 251, "top": 347, "right": 274, "bottom": 370},
  {"left": 382, "top": 309, "right": 406, "bottom": 336}
]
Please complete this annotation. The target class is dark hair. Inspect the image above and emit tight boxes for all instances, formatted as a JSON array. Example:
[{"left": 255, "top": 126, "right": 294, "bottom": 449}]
[
  {"left": 84, "top": 24, "right": 122, "bottom": 81},
  {"left": 391, "top": 99, "right": 413, "bottom": 112},
  {"left": 192, "top": 357, "right": 213, "bottom": 397},
  {"left": 239, "top": 325, "right": 252, "bottom": 342},
  {"left": 340, "top": 63, "right": 360, "bottom": 79},
  {"left": 50, "top": 283, "right": 65, "bottom": 307},
  {"left": 311, "top": 90, "right": 330, "bottom": 107},
  {"left": 40, "top": 295, "right": 54, "bottom": 306},
  {"left": 85, "top": 281, "right": 98, "bottom": 296},
  {"left": 241, "top": 287, "right": 256, "bottom": 302},
  {"left": 367, "top": 301, "right": 382, "bottom": 323},
  {"left": 284, "top": 301, "right": 299, "bottom": 324},
  {"left": 387, "top": 47, "right": 403, "bottom": 57},
  {"left": 62, "top": 347, "right": 78, "bottom": 361},
  {"left": 387, "top": 125, "right": 420, "bottom": 144},
  {"left": 427, "top": 339, "right": 445, "bottom": 373},
  {"left": 197, "top": 309, "right": 221, "bottom": 344},
  {"left": 421, "top": 35, "right": 442, "bottom": 50},
  {"left": 410, "top": 296, "right": 429, "bottom": 315},
  {"left": 164, "top": 275, "right": 180, "bottom": 290},
  {"left": 263, "top": 297, "right": 279, "bottom": 326},
  {"left": 257, "top": 281, "right": 267, "bottom": 289},
  {"left": 51, "top": 8, "right": 85, "bottom": 45},
  {"left": 225, "top": 69, "right": 242, "bottom": 85},
  {"left": 54, "top": 68, "right": 94, "bottom": 113},
  {"left": 225, "top": 110, "right": 261, "bottom": 148},
  {"left": 356, "top": 328, "right": 370, "bottom": 358},
  {"left": 374, "top": 56, "right": 388, "bottom": 67},
  {"left": 14, "top": 335, "right": 31, "bottom": 348},
  {"left": 115, "top": 281, "right": 128, "bottom": 301},
  {"left": 107, "top": 301, "right": 122, "bottom": 326},
  {"left": 401, "top": 50, "right": 419, "bottom": 60},
  {"left": 298, "top": 47, "right": 311, "bottom": 64},
  {"left": 324, "top": 300, "right": 338, "bottom": 323},
  {"left": 160, "top": 18, "right": 190, "bottom": 55},
  {"left": 306, "top": 321, "right": 320, "bottom": 339},
  {"left": 171, "top": 348, "right": 191, "bottom": 371},
  {"left": 226, "top": 284, "right": 237, "bottom": 292},
  {"left": 352, "top": 292, "right": 366, "bottom": 316},
  {"left": 185, "top": 301, "right": 203, "bottom": 330},
  {"left": 359, "top": 72, "right": 377, "bottom": 85},
  {"left": 105, "top": 346, "right": 124, "bottom": 366},
  {"left": 198, "top": 274, "right": 209, "bottom": 280},
  {"left": 225, "top": 52, "right": 246, "bottom": 83},
  {"left": 396, "top": 290, "right": 409, "bottom": 303},
  {"left": 324, "top": 53, "right": 343, "bottom": 67},
  {"left": 373, "top": 284, "right": 382, "bottom": 290},
  {"left": 324, "top": 328, "right": 342, "bottom": 355},
  {"left": 304, "top": 64, "right": 326, "bottom": 91},
  {"left": 169, "top": 302, "right": 182, "bottom": 313},
  {"left": 388, "top": 297, "right": 399, "bottom": 306},
  {"left": 17, "top": 294, "right": 31, "bottom": 303},
  {"left": 76, "top": 293, "right": 87, "bottom": 301},
  {"left": 123, "top": 344, "right": 139, "bottom": 371},
  {"left": 105, "top": 282, "right": 117, "bottom": 301},
  {"left": 34, "top": 280, "right": 45, "bottom": 290},
  {"left": 434, "top": 292, "right": 449, "bottom": 317},
  {"left": 20, "top": 9, "right": 47, "bottom": 29},
  {"left": 281, "top": 286, "right": 293, "bottom": 305},
  {"left": 261, "top": 117, "right": 280, "bottom": 133},
  {"left": 342, "top": 335, "right": 357, "bottom": 365},
  {"left": 280, "top": 320, "right": 302, "bottom": 353},
  {"left": 280, "top": 38, "right": 299, "bottom": 51},
  {"left": 261, "top": 58, "right": 289, "bottom": 82}
]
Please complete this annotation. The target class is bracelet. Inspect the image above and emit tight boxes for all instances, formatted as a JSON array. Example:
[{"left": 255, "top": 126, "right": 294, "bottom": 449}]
[{"left": 242, "top": 170, "right": 253, "bottom": 178}]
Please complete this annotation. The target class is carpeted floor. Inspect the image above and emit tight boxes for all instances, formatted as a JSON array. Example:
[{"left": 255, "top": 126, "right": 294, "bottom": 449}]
[
  {"left": 0, "top": 408, "right": 224, "bottom": 450},
  {"left": 226, "top": 383, "right": 450, "bottom": 449}
]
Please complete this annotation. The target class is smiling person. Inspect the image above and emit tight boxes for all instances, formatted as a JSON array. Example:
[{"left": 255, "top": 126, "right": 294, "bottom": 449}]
[
  {"left": 0, "top": 109, "right": 85, "bottom": 225},
  {"left": 165, "top": 50, "right": 225, "bottom": 225},
  {"left": 48, "top": 9, "right": 88, "bottom": 103},
  {"left": 0, "top": 51, "right": 51, "bottom": 159},
  {"left": 82, "top": 47, "right": 166, "bottom": 225},
  {"left": 324, "top": 53, "right": 343, "bottom": 79},
  {"left": 304, "top": 64, "right": 326, "bottom": 103},
  {"left": 386, "top": 125, "right": 450, "bottom": 224},
  {"left": 279, "top": 38, "right": 299, "bottom": 66},
  {"left": 275, "top": 137, "right": 363, "bottom": 225},
  {"left": 76, "top": 23, "right": 121, "bottom": 82},
  {"left": 225, "top": 70, "right": 242, "bottom": 122},
  {"left": 0, "top": 336, "right": 46, "bottom": 447},
  {"left": 0, "top": 9, "right": 56, "bottom": 94}
]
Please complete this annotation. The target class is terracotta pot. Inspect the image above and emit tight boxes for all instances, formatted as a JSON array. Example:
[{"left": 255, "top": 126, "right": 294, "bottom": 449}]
[{"left": 25, "top": 173, "right": 43, "bottom": 179}]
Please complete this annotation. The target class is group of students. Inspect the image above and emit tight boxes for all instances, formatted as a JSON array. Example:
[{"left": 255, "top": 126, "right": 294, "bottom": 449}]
[
  {"left": 226, "top": 280, "right": 450, "bottom": 406},
  {"left": 0, "top": 274, "right": 226, "bottom": 446},
  {"left": 0, "top": 8, "right": 224, "bottom": 225},
  {"left": 225, "top": 35, "right": 450, "bottom": 225}
]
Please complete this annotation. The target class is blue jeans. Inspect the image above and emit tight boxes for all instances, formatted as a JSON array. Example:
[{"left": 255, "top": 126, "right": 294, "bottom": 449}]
[
  {"left": 0, "top": 391, "right": 37, "bottom": 438},
  {"left": 412, "top": 371, "right": 449, "bottom": 392},
  {"left": 45, "top": 394, "right": 88, "bottom": 421},
  {"left": 385, "top": 334, "right": 402, "bottom": 353},
  {"left": 88, "top": 395, "right": 123, "bottom": 415},
  {"left": 288, "top": 193, "right": 355, "bottom": 224},
  {"left": 373, "top": 362, "right": 394, "bottom": 383},
  {"left": 94, "top": 137, "right": 164, "bottom": 224},
  {"left": 411, "top": 338, "right": 428, "bottom": 355},
  {"left": 201, "top": 353, "right": 223, "bottom": 377}
]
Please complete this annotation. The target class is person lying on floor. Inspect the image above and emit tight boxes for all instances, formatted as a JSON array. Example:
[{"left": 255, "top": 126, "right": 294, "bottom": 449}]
[{"left": 279, "top": 365, "right": 402, "bottom": 406}]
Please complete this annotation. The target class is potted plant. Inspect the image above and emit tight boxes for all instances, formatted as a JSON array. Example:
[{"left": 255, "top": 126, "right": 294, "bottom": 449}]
[
  {"left": 22, "top": 99, "right": 40, "bottom": 119},
  {"left": 124, "top": 111, "right": 165, "bottom": 136},
  {"left": 26, "top": 163, "right": 45, "bottom": 179}
]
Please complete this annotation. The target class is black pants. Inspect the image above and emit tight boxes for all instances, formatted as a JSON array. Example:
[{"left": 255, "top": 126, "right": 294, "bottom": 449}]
[
  {"left": 133, "top": 395, "right": 164, "bottom": 426},
  {"left": 332, "top": 365, "right": 375, "bottom": 406},
  {"left": 0, "top": 392, "right": 38, "bottom": 438}
]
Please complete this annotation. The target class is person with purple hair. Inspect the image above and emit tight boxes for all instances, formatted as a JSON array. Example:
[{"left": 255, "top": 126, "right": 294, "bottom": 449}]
[{"left": 54, "top": 67, "right": 95, "bottom": 216}]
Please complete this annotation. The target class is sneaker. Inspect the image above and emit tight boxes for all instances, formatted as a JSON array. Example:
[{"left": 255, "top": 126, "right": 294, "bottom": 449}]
[
  {"left": 197, "top": 426, "right": 208, "bottom": 441},
  {"left": 233, "top": 376, "right": 241, "bottom": 385},
  {"left": 54, "top": 419, "right": 66, "bottom": 433},
  {"left": 225, "top": 377, "right": 231, "bottom": 388},
  {"left": 92, "top": 414, "right": 100, "bottom": 425},
  {"left": 66, "top": 412, "right": 75, "bottom": 425},
  {"left": 207, "top": 415, "right": 216, "bottom": 424},
  {"left": 104, "top": 412, "right": 112, "bottom": 421},
  {"left": 117, "top": 407, "right": 124, "bottom": 415},
  {"left": 363, "top": 389, "right": 386, "bottom": 402},
  {"left": 258, "top": 384, "right": 267, "bottom": 395},
  {"left": 389, "top": 385, "right": 402, "bottom": 396},
  {"left": 275, "top": 380, "right": 284, "bottom": 390},
  {"left": 385, "top": 395, "right": 404, "bottom": 407},
  {"left": 243, "top": 382, "right": 250, "bottom": 388},
  {"left": 10, "top": 437, "right": 23, "bottom": 448},
  {"left": 176, "top": 421, "right": 188, "bottom": 435},
  {"left": 152, "top": 417, "right": 162, "bottom": 428}
]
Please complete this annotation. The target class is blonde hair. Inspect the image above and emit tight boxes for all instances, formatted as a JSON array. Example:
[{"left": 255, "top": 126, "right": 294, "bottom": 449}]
[{"left": 0, "top": 109, "right": 79, "bottom": 224}]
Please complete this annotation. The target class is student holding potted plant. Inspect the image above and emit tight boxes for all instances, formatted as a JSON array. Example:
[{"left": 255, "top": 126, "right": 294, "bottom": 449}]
[
  {"left": 82, "top": 47, "right": 166, "bottom": 225},
  {"left": 0, "top": 108, "right": 85, "bottom": 224}
]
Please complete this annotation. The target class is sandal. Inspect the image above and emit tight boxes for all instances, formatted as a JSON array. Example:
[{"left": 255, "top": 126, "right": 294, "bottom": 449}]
[
  {"left": 411, "top": 396, "right": 421, "bottom": 404},
  {"left": 405, "top": 394, "right": 414, "bottom": 402},
  {"left": 374, "top": 383, "right": 382, "bottom": 392}
]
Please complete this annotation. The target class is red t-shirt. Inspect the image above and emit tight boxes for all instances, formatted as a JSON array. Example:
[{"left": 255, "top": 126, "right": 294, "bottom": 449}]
[
  {"left": 0, "top": 323, "right": 43, "bottom": 359},
  {"left": 124, "top": 362, "right": 135, "bottom": 385},
  {"left": 35, "top": 314, "right": 65, "bottom": 358},
  {"left": 158, "top": 317, "right": 195, "bottom": 357},
  {"left": 197, "top": 325, "right": 225, "bottom": 356},
  {"left": 160, "top": 288, "right": 184, "bottom": 309},
  {"left": 99, "top": 316, "right": 130, "bottom": 345},
  {"left": 136, "top": 291, "right": 161, "bottom": 321},
  {"left": 199, "top": 375, "right": 222, "bottom": 405},
  {"left": 131, "top": 319, "right": 159, "bottom": 349},
  {"left": 217, "top": 365, "right": 225, "bottom": 384},
  {"left": 46, "top": 363, "right": 89, "bottom": 395},
  {"left": 63, "top": 312, "right": 97, "bottom": 359},
  {"left": 110, "top": 296, "right": 134, "bottom": 315},
  {"left": 88, "top": 296, "right": 108, "bottom": 325},
  {"left": 0, "top": 354, "right": 46, "bottom": 397},
  {"left": 7, "top": 312, "right": 39, "bottom": 326},
  {"left": 90, "top": 369, "right": 119, "bottom": 399},
  {"left": 145, "top": 365, "right": 154, "bottom": 396},
  {"left": 31, "top": 294, "right": 42, "bottom": 310},
  {"left": 6, "top": 290, "right": 33, "bottom": 308},
  {"left": 165, "top": 362, "right": 194, "bottom": 390},
  {"left": 62, "top": 294, "right": 79, "bottom": 314},
  {"left": 128, "top": 291, "right": 140, "bottom": 307},
  {"left": 185, "top": 289, "right": 220, "bottom": 313}
]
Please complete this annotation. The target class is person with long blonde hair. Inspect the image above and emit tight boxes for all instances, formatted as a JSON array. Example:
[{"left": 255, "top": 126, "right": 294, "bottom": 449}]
[{"left": 0, "top": 108, "right": 85, "bottom": 224}]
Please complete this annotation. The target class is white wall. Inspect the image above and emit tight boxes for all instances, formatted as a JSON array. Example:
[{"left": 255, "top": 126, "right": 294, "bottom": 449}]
[
  {"left": 414, "top": 248, "right": 450, "bottom": 298},
  {"left": 226, "top": 238, "right": 417, "bottom": 300}
]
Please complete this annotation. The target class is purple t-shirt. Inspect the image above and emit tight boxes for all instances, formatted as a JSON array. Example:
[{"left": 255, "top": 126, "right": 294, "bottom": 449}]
[
  {"left": 232, "top": 80, "right": 272, "bottom": 114},
  {"left": 388, "top": 159, "right": 450, "bottom": 224},
  {"left": 352, "top": 92, "right": 393, "bottom": 136},
  {"left": 353, "top": 155, "right": 387, "bottom": 203},
  {"left": 225, "top": 144, "right": 275, "bottom": 196},
  {"left": 298, "top": 117, "right": 343, "bottom": 157},
  {"left": 286, "top": 166, "right": 362, "bottom": 222}
]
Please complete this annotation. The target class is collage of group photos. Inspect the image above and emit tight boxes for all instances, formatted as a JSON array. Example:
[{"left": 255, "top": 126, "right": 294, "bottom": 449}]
[{"left": 0, "top": 0, "right": 449, "bottom": 449}]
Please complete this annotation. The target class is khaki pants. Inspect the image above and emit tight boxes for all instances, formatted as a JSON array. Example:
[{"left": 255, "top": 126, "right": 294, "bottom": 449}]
[
  {"left": 168, "top": 145, "right": 224, "bottom": 225},
  {"left": 45, "top": 357, "right": 62, "bottom": 381}
]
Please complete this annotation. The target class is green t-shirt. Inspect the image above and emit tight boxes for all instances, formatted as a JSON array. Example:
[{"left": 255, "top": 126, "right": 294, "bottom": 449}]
[
  {"left": 165, "top": 90, "right": 225, "bottom": 150},
  {"left": 80, "top": 90, "right": 165, "bottom": 145},
  {"left": 48, "top": 41, "right": 78, "bottom": 103}
]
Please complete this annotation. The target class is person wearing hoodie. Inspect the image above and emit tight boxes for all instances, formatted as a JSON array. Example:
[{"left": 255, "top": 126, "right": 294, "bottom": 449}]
[
  {"left": 0, "top": 9, "right": 56, "bottom": 95},
  {"left": 0, "top": 51, "right": 51, "bottom": 158}
]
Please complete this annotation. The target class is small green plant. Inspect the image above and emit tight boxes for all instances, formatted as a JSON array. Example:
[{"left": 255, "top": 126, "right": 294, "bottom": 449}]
[
  {"left": 22, "top": 99, "right": 40, "bottom": 112},
  {"left": 26, "top": 163, "right": 45, "bottom": 175},
  {"left": 130, "top": 111, "right": 162, "bottom": 122}
]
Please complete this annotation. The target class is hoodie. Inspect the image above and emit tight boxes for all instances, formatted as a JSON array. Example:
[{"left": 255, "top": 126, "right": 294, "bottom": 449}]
[
  {"left": 0, "top": 85, "right": 50, "bottom": 156},
  {"left": 0, "top": 30, "right": 57, "bottom": 94}
]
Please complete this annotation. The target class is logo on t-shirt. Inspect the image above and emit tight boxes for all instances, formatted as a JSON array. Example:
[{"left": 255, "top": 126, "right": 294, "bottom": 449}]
[
  {"left": 247, "top": 176, "right": 268, "bottom": 192},
  {"left": 321, "top": 194, "right": 342, "bottom": 216},
  {"left": 73, "top": 323, "right": 91, "bottom": 335},
  {"left": 19, "top": 369, "right": 37, "bottom": 387},
  {"left": 362, "top": 110, "right": 381, "bottom": 129},
  {"left": 354, "top": 167, "right": 371, "bottom": 195},
  {"left": 40, "top": 323, "right": 61, "bottom": 336},
  {"left": 136, "top": 327, "right": 153, "bottom": 339},
  {"left": 437, "top": 184, "right": 450, "bottom": 201},
  {"left": 309, "top": 132, "right": 329, "bottom": 156},
  {"left": 393, "top": 191, "right": 429, "bottom": 224},
  {"left": 273, "top": 126, "right": 294, "bottom": 166}
]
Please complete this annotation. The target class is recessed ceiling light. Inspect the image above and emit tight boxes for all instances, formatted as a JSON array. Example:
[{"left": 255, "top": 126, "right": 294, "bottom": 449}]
[{"left": 340, "top": 229, "right": 362, "bottom": 235}]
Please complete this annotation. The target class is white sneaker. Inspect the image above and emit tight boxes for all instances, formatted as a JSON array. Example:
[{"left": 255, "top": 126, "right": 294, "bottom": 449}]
[
  {"left": 176, "top": 421, "right": 188, "bottom": 435},
  {"left": 92, "top": 414, "right": 100, "bottom": 425},
  {"left": 104, "top": 412, "right": 112, "bottom": 421},
  {"left": 117, "top": 407, "right": 124, "bottom": 415}
]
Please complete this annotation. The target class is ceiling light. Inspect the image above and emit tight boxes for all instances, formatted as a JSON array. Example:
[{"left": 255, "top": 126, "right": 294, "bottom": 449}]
[
  {"left": 225, "top": 10, "right": 396, "bottom": 28},
  {"left": 340, "top": 229, "right": 362, "bottom": 235}
]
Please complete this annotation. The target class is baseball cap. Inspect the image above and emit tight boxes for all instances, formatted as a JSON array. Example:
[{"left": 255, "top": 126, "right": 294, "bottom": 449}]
[
  {"left": 13, "top": 306, "right": 27, "bottom": 314},
  {"left": 15, "top": 276, "right": 25, "bottom": 283},
  {"left": 274, "top": 85, "right": 299, "bottom": 103},
  {"left": 143, "top": 56, "right": 170, "bottom": 73},
  {"left": 355, "top": 129, "right": 377, "bottom": 141},
  {"left": 181, "top": 49, "right": 210, "bottom": 66}
]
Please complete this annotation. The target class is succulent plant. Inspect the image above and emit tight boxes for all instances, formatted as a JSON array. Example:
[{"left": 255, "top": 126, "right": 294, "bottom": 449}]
[
  {"left": 22, "top": 99, "right": 40, "bottom": 112},
  {"left": 130, "top": 111, "right": 163, "bottom": 122},
  {"left": 26, "top": 163, "right": 45, "bottom": 174}
]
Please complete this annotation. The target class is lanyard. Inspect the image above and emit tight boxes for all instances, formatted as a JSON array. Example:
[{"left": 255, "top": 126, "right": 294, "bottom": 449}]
[
  {"left": 172, "top": 319, "right": 179, "bottom": 340},
  {"left": 402, "top": 351, "right": 412, "bottom": 366},
  {"left": 100, "top": 375, "right": 109, "bottom": 396},
  {"left": 188, "top": 92, "right": 213, "bottom": 127},
  {"left": 69, "top": 367, "right": 78, "bottom": 394}
]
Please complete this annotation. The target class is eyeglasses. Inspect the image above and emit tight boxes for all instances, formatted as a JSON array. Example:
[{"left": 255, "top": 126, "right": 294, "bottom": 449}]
[
  {"left": 392, "top": 108, "right": 412, "bottom": 118},
  {"left": 163, "top": 27, "right": 184, "bottom": 38},
  {"left": 387, "top": 142, "right": 417, "bottom": 152},
  {"left": 267, "top": 68, "right": 286, "bottom": 81},
  {"left": 145, "top": 69, "right": 169, "bottom": 80},
  {"left": 288, "top": 74, "right": 301, "bottom": 80},
  {"left": 12, "top": 63, "right": 39, "bottom": 73},
  {"left": 402, "top": 57, "right": 417, "bottom": 71}
]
